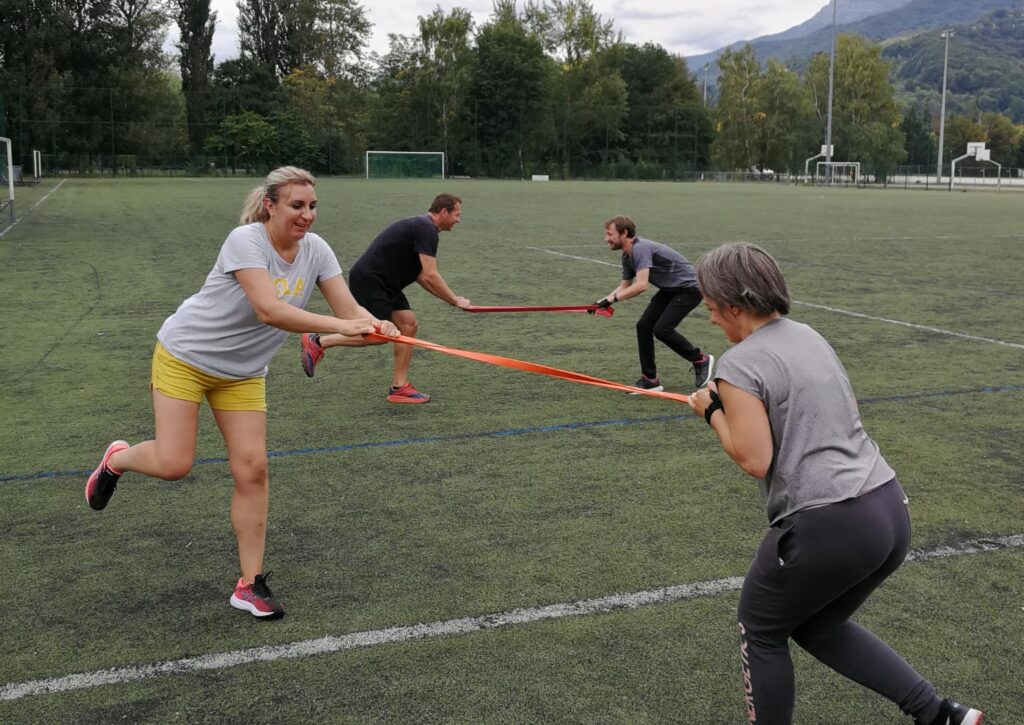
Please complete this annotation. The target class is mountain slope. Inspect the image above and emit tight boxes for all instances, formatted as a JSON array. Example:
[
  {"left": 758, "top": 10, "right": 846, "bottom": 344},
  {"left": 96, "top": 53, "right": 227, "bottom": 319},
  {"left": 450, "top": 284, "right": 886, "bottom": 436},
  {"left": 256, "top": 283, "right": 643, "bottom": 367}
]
[
  {"left": 885, "top": 8, "right": 1024, "bottom": 119},
  {"left": 687, "top": 0, "right": 1024, "bottom": 77}
]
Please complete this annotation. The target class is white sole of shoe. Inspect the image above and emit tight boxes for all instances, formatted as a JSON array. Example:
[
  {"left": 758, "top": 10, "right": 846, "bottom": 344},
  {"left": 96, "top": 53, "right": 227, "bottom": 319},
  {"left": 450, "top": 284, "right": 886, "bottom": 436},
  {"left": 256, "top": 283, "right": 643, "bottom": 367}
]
[
  {"left": 230, "top": 593, "right": 283, "bottom": 618},
  {"left": 696, "top": 354, "right": 715, "bottom": 388},
  {"left": 961, "top": 710, "right": 984, "bottom": 725},
  {"left": 628, "top": 386, "right": 664, "bottom": 395}
]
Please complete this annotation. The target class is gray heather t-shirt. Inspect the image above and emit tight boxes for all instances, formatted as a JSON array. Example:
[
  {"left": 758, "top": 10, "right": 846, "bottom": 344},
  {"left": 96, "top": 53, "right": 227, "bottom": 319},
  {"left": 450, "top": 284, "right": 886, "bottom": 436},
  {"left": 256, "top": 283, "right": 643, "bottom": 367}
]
[
  {"left": 714, "top": 317, "right": 895, "bottom": 524},
  {"left": 622, "top": 238, "right": 698, "bottom": 290},
  {"left": 158, "top": 223, "right": 343, "bottom": 379}
]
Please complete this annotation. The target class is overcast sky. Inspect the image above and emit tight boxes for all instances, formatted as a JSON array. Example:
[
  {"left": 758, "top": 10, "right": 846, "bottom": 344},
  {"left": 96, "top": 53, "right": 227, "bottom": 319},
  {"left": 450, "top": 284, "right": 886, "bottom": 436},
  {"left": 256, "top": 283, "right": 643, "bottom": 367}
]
[{"left": 166, "top": 0, "right": 831, "bottom": 64}]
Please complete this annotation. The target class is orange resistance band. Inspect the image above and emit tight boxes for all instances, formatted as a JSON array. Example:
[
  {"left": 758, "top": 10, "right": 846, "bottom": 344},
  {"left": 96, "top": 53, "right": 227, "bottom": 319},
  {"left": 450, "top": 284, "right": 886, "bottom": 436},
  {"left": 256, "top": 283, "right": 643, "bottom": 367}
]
[{"left": 366, "top": 332, "right": 690, "bottom": 404}]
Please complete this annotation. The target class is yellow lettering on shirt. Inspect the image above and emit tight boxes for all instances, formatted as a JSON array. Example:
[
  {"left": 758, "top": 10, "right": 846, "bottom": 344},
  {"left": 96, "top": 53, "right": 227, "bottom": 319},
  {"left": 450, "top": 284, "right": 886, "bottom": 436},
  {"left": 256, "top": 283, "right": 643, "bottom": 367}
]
[{"left": 273, "top": 277, "right": 306, "bottom": 299}]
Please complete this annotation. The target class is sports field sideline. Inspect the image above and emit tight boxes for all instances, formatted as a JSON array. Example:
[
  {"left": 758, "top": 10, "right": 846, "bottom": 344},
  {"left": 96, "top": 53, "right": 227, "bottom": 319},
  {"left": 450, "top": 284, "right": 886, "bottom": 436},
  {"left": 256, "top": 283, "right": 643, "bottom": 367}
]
[{"left": 1, "top": 178, "right": 1021, "bottom": 722}]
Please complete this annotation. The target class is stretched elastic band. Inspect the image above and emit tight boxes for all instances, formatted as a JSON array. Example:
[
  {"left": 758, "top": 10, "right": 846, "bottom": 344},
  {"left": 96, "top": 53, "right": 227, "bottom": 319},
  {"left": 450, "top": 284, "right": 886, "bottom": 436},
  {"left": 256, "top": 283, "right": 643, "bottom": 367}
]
[
  {"left": 366, "top": 332, "right": 688, "bottom": 403},
  {"left": 465, "top": 304, "right": 613, "bottom": 317}
]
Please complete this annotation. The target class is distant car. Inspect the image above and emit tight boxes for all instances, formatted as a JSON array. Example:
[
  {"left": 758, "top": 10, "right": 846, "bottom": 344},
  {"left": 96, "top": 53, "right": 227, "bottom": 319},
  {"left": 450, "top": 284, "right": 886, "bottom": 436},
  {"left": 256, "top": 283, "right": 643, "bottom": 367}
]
[{"left": 746, "top": 167, "right": 776, "bottom": 180}]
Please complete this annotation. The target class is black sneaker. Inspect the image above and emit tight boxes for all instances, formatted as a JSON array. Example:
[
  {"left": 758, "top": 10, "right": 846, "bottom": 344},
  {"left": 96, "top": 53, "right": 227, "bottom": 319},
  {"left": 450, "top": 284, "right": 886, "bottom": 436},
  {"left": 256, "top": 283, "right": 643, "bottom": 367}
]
[
  {"left": 693, "top": 353, "right": 715, "bottom": 388},
  {"left": 931, "top": 699, "right": 984, "bottom": 725},
  {"left": 85, "top": 440, "right": 129, "bottom": 510},
  {"left": 629, "top": 375, "right": 663, "bottom": 394}
]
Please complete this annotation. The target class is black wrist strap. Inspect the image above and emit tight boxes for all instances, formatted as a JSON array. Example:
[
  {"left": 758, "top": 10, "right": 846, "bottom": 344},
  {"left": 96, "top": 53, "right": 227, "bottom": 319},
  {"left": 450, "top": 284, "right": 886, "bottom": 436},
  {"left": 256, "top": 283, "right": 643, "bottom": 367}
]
[{"left": 704, "top": 390, "right": 724, "bottom": 425}]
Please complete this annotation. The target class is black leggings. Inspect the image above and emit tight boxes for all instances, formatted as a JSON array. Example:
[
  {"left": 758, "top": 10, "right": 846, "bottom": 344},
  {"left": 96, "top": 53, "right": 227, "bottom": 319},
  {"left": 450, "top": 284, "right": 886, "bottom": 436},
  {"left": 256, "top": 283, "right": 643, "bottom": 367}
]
[
  {"left": 635, "top": 286, "right": 702, "bottom": 378},
  {"left": 737, "top": 479, "right": 941, "bottom": 724}
]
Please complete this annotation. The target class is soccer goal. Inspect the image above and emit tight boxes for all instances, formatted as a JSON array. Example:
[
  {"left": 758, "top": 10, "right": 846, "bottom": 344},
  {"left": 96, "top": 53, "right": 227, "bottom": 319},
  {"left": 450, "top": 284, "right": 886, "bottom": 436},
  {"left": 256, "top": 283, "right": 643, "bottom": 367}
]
[
  {"left": 1, "top": 136, "right": 14, "bottom": 224},
  {"left": 365, "top": 151, "right": 445, "bottom": 179},
  {"left": 815, "top": 161, "right": 861, "bottom": 186}
]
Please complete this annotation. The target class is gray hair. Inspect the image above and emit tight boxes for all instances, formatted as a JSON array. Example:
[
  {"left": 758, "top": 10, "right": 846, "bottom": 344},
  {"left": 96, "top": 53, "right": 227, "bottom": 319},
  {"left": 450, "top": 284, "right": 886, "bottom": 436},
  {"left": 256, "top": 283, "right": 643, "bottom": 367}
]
[
  {"left": 696, "top": 242, "right": 791, "bottom": 316},
  {"left": 240, "top": 166, "right": 316, "bottom": 224}
]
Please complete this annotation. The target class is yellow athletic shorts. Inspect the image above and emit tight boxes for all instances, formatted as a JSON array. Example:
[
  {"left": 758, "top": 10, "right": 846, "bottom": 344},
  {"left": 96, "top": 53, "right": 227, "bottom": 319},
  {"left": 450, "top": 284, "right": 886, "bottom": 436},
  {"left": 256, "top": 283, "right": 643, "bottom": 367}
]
[{"left": 151, "top": 342, "right": 266, "bottom": 412}]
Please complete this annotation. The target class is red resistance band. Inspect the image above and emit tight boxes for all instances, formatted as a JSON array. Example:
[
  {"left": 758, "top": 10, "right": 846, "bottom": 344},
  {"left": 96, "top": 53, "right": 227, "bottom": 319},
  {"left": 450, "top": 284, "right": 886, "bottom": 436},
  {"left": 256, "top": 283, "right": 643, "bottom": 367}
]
[
  {"left": 365, "top": 332, "right": 689, "bottom": 404},
  {"left": 465, "top": 304, "right": 613, "bottom": 317}
]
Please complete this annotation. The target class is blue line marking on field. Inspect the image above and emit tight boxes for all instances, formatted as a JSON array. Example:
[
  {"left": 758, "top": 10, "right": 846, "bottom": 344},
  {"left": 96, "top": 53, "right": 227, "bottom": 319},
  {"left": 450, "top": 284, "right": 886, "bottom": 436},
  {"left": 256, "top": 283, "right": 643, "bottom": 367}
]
[{"left": 4, "top": 384, "right": 1024, "bottom": 484}]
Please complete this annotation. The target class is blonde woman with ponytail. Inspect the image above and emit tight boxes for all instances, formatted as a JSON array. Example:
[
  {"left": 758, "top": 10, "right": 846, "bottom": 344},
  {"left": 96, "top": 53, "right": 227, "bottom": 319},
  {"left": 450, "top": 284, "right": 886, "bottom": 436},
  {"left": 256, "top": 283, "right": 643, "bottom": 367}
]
[{"left": 85, "top": 166, "right": 399, "bottom": 619}]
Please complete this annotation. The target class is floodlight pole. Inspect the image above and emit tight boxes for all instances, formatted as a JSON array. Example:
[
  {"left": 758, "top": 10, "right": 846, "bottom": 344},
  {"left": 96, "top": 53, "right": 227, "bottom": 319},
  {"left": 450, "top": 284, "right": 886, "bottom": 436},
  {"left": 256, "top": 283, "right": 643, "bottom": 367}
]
[
  {"left": 824, "top": 0, "right": 837, "bottom": 184},
  {"left": 703, "top": 64, "right": 709, "bottom": 106},
  {"left": 936, "top": 30, "right": 953, "bottom": 184}
]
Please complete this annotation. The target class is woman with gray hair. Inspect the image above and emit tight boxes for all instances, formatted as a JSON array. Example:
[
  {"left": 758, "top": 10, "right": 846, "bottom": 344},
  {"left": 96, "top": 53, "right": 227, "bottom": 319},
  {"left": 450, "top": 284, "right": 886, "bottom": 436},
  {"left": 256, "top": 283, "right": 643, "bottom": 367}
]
[
  {"left": 85, "top": 167, "right": 399, "bottom": 619},
  {"left": 688, "top": 242, "right": 981, "bottom": 725}
]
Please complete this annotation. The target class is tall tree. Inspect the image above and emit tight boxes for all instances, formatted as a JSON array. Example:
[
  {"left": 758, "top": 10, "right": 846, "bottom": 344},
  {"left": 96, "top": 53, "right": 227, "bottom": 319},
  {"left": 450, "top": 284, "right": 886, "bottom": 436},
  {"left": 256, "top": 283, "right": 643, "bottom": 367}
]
[
  {"left": 417, "top": 7, "right": 475, "bottom": 166},
  {"left": 467, "top": 4, "right": 555, "bottom": 177},
  {"left": 315, "top": 0, "right": 371, "bottom": 78},
  {"left": 604, "top": 42, "right": 711, "bottom": 174},
  {"left": 237, "top": 0, "right": 284, "bottom": 75},
  {"left": 176, "top": 0, "right": 217, "bottom": 153},
  {"left": 806, "top": 34, "right": 906, "bottom": 176},
  {"left": 978, "top": 111, "right": 1019, "bottom": 163},
  {"left": 523, "top": 0, "right": 621, "bottom": 176},
  {"left": 900, "top": 104, "right": 933, "bottom": 168},
  {"left": 523, "top": 0, "right": 615, "bottom": 66},
  {"left": 755, "top": 59, "right": 818, "bottom": 173},
  {"left": 713, "top": 45, "right": 761, "bottom": 170}
]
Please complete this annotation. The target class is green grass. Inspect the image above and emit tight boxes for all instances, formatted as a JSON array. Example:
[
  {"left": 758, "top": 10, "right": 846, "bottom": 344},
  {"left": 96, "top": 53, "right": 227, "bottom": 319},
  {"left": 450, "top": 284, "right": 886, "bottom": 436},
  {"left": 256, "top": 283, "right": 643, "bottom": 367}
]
[{"left": 1, "top": 178, "right": 1022, "bottom": 723}]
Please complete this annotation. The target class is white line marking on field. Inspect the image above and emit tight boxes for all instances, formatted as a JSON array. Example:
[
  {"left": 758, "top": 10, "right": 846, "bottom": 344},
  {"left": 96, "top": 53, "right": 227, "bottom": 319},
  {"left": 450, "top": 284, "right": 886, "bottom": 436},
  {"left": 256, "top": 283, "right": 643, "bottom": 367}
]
[
  {"left": 531, "top": 247, "right": 1024, "bottom": 351},
  {"left": 0, "top": 179, "right": 69, "bottom": 239},
  {"left": 527, "top": 246, "right": 618, "bottom": 266},
  {"left": 793, "top": 300, "right": 1024, "bottom": 351},
  {"left": 2, "top": 534, "right": 1022, "bottom": 701}
]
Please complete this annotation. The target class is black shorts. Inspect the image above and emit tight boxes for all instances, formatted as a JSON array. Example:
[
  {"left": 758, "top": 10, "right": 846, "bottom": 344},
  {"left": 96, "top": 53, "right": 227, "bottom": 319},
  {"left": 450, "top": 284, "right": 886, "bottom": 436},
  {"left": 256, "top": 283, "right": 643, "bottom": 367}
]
[{"left": 348, "top": 270, "right": 411, "bottom": 321}]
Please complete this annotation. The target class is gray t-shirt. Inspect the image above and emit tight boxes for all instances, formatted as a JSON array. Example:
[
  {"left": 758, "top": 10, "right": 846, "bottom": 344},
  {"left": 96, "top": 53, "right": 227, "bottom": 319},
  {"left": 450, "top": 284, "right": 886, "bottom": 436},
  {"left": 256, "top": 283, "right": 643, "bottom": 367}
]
[
  {"left": 714, "top": 317, "right": 895, "bottom": 524},
  {"left": 622, "top": 238, "right": 697, "bottom": 290},
  {"left": 158, "top": 223, "right": 343, "bottom": 379}
]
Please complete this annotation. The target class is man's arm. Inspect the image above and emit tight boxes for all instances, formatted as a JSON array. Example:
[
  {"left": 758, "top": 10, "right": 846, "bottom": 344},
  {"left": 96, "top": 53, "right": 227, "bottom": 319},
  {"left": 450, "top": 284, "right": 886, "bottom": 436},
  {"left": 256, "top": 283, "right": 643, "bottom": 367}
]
[
  {"left": 600, "top": 268, "right": 650, "bottom": 304},
  {"left": 416, "top": 254, "right": 471, "bottom": 308}
]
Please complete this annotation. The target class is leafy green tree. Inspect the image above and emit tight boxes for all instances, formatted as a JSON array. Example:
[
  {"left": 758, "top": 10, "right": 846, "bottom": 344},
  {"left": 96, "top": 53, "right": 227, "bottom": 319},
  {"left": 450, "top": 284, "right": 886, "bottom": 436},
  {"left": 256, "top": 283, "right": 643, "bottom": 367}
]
[
  {"left": 175, "top": 0, "right": 217, "bottom": 153},
  {"left": 417, "top": 7, "right": 476, "bottom": 168},
  {"left": 900, "top": 104, "right": 933, "bottom": 168},
  {"left": 713, "top": 45, "right": 761, "bottom": 170},
  {"left": 237, "top": 0, "right": 286, "bottom": 75},
  {"left": 466, "top": 4, "right": 556, "bottom": 177},
  {"left": 210, "top": 57, "right": 280, "bottom": 118},
  {"left": 522, "top": 0, "right": 622, "bottom": 176},
  {"left": 806, "top": 34, "right": 906, "bottom": 177},
  {"left": 314, "top": 0, "right": 371, "bottom": 78},
  {"left": 523, "top": 0, "right": 616, "bottom": 65},
  {"left": 367, "top": 33, "right": 431, "bottom": 151},
  {"left": 978, "top": 111, "right": 1019, "bottom": 163},
  {"left": 755, "top": 59, "right": 818, "bottom": 173},
  {"left": 203, "top": 110, "right": 277, "bottom": 167},
  {"left": 941, "top": 114, "right": 985, "bottom": 163},
  {"left": 603, "top": 42, "right": 712, "bottom": 174}
]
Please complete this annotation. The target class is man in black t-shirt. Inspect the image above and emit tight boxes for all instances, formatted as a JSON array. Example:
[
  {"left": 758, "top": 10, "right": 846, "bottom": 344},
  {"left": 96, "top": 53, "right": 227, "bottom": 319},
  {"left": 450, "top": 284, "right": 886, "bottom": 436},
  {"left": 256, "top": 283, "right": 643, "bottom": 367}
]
[{"left": 299, "top": 193, "right": 470, "bottom": 403}]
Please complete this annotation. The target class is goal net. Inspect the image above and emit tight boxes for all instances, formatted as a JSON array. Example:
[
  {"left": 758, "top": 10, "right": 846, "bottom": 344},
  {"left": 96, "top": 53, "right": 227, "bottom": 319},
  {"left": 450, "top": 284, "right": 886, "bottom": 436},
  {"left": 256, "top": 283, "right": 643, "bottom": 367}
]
[
  {"left": 1, "top": 136, "right": 13, "bottom": 224},
  {"left": 815, "top": 161, "right": 861, "bottom": 186},
  {"left": 366, "top": 151, "right": 445, "bottom": 179}
]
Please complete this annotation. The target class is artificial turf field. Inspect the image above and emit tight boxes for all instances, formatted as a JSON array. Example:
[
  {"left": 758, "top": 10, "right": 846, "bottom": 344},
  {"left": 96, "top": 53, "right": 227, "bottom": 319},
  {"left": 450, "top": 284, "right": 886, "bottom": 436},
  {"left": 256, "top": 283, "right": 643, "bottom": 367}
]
[{"left": 1, "top": 177, "right": 1021, "bottom": 723}]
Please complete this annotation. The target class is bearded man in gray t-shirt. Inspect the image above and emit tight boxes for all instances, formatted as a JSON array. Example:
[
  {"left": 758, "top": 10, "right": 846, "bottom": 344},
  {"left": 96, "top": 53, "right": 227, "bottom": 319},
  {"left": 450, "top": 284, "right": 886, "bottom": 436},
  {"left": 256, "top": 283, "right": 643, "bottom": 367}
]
[{"left": 594, "top": 215, "right": 713, "bottom": 392}]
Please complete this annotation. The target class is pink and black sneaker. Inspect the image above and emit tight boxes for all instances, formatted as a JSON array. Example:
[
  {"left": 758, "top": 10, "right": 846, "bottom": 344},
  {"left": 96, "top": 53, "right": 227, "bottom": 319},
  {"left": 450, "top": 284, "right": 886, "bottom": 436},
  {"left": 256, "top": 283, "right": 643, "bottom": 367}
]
[
  {"left": 85, "top": 440, "right": 129, "bottom": 510},
  {"left": 300, "top": 333, "right": 324, "bottom": 378},
  {"left": 230, "top": 573, "right": 285, "bottom": 619},
  {"left": 386, "top": 382, "right": 430, "bottom": 404}
]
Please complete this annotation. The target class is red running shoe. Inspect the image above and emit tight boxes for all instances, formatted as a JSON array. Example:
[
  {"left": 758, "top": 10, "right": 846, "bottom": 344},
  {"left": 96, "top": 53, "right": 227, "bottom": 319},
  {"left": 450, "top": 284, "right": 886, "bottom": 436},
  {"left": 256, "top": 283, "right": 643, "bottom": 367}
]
[
  {"left": 85, "top": 440, "right": 129, "bottom": 510},
  {"left": 300, "top": 333, "right": 324, "bottom": 377},
  {"left": 386, "top": 382, "right": 431, "bottom": 404},
  {"left": 230, "top": 573, "right": 285, "bottom": 619}
]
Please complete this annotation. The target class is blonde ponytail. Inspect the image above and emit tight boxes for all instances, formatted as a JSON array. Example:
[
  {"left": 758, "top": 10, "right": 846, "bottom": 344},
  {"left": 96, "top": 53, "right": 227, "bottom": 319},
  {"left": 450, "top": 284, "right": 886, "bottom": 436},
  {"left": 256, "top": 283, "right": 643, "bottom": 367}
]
[{"left": 239, "top": 166, "right": 317, "bottom": 224}]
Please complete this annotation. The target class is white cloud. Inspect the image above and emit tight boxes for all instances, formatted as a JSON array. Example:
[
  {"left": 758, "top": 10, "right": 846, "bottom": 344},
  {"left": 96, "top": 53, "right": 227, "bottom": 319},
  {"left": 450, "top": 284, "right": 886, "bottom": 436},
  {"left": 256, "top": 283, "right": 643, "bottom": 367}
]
[{"left": 163, "top": 0, "right": 830, "bottom": 65}]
